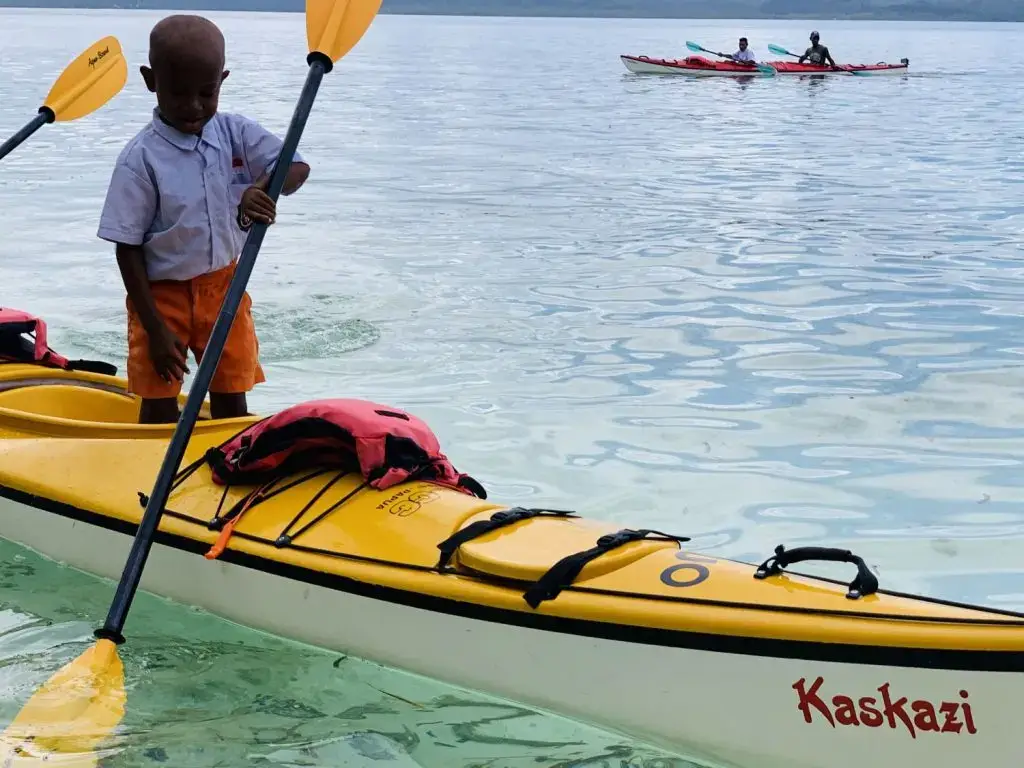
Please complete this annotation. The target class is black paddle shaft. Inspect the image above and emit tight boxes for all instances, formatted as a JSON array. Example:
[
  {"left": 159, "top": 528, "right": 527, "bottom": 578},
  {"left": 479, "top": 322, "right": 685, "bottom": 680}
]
[
  {"left": 0, "top": 108, "right": 55, "bottom": 162},
  {"left": 97, "top": 51, "right": 335, "bottom": 642}
]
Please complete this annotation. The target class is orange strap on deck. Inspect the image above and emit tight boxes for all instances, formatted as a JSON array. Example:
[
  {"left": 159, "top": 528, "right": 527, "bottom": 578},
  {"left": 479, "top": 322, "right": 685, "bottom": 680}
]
[{"left": 205, "top": 486, "right": 268, "bottom": 560}]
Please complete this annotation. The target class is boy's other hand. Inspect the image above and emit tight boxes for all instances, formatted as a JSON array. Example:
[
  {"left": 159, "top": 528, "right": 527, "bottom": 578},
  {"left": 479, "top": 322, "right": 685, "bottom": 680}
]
[{"left": 149, "top": 322, "right": 189, "bottom": 383}]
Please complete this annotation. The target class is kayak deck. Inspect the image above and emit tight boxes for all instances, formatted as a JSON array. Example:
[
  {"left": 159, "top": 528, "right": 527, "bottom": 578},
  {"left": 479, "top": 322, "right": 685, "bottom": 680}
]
[{"left": 0, "top": 364, "right": 1021, "bottom": 654}]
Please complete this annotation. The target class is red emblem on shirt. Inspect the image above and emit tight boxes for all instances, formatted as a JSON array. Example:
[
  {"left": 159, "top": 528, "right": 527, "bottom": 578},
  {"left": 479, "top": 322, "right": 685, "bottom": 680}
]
[{"left": 232, "top": 157, "right": 243, "bottom": 168}]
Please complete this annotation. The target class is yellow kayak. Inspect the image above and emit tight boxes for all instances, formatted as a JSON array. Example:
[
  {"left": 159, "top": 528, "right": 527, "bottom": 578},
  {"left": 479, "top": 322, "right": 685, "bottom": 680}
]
[{"left": 0, "top": 357, "right": 1020, "bottom": 768}]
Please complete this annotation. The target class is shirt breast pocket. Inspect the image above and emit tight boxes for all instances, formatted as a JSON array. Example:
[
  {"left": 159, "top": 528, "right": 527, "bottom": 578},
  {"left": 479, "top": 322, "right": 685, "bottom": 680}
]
[
  {"left": 230, "top": 156, "right": 252, "bottom": 186},
  {"left": 229, "top": 154, "right": 253, "bottom": 219}
]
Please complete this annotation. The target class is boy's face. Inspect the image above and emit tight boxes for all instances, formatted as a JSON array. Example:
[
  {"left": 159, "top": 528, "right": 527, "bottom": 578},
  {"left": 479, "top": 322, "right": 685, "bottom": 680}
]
[{"left": 141, "top": 57, "right": 229, "bottom": 136}]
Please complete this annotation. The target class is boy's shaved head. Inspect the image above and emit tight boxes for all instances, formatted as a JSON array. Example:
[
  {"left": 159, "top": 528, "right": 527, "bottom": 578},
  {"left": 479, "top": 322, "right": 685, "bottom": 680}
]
[
  {"left": 141, "top": 14, "right": 230, "bottom": 135},
  {"left": 148, "top": 14, "right": 225, "bottom": 72}
]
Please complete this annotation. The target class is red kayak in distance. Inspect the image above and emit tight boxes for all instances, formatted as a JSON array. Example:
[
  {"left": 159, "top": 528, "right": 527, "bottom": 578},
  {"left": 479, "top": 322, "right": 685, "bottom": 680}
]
[{"left": 620, "top": 54, "right": 910, "bottom": 77}]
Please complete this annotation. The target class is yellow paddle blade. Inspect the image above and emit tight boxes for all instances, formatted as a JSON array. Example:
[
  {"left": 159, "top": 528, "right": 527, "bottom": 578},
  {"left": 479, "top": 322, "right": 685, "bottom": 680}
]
[
  {"left": 42, "top": 36, "right": 127, "bottom": 123},
  {"left": 306, "top": 0, "right": 382, "bottom": 64},
  {"left": 0, "top": 639, "right": 125, "bottom": 766}
]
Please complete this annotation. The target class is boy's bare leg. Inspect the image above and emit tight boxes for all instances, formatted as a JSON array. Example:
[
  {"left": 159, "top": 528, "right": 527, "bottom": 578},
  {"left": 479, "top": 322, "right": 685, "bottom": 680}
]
[
  {"left": 210, "top": 392, "right": 248, "bottom": 420},
  {"left": 139, "top": 397, "right": 180, "bottom": 424}
]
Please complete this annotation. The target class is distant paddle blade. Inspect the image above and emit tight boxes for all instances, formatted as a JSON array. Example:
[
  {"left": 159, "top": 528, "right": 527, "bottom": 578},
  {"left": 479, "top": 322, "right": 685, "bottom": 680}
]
[
  {"left": 0, "top": 639, "right": 125, "bottom": 764},
  {"left": 306, "top": 0, "right": 382, "bottom": 63},
  {"left": 685, "top": 41, "right": 702, "bottom": 52},
  {"left": 43, "top": 36, "right": 127, "bottom": 122},
  {"left": 767, "top": 43, "right": 793, "bottom": 57}
]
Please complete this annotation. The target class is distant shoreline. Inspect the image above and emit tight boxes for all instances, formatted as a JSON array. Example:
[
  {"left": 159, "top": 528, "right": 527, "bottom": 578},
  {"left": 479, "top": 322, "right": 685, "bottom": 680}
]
[{"left": 0, "top": 0, "right": 1020, "bottom": 22}]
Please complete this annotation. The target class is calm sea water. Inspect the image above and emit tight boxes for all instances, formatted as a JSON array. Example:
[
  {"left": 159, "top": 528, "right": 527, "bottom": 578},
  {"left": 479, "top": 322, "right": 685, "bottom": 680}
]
[{"left": 1, "top": 7, "right": 1024, "bottom": 766}]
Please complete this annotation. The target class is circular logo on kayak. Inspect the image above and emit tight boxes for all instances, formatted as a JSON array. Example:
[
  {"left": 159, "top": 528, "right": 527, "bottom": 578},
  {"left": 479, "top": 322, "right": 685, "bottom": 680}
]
[{"left": 376, "top": 487, "right": 441, "bottom": 517}]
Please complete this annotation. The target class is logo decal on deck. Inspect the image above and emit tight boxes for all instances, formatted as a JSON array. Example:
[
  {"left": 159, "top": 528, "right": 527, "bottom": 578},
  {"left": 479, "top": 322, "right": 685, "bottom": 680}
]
[
  {"left": 375, "top": 486, "right": 440, "bottom": 517},
  {"left": 659, "top": 550, "right": 715, "bottom": 588},
  {"left": 793, "top": 676, "right": 977, "bottom": 737}
]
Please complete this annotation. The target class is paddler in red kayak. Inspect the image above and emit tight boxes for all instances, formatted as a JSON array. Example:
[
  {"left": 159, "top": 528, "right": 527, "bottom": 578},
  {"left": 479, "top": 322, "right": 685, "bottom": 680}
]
[
  {"left": 798, "top": 31, "right": 837, "bottom": 68},
  {"left": 732, "top": 37, "right": 756, "bottom": 63}
]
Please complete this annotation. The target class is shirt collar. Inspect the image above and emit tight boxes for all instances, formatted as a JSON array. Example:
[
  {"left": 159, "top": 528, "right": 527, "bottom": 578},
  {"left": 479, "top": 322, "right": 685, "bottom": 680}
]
[{"left": 150, "top": 108, "right": 221, "bottom": 151}]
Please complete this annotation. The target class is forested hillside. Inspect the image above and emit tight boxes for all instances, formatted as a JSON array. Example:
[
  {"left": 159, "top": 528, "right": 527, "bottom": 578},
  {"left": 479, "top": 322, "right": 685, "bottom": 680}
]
[{"left": 1, "top": 0, "right": 1018, "bottom": 22}]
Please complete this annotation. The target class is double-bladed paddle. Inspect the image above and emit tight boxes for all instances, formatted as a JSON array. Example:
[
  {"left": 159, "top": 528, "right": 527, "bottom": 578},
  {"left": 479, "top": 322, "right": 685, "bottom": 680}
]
[
  {"left": 685, "top": 40, "right": 777, "bottom": 76},
  {"left": 0, "top": 0, "right": 382, "bottom": 763},
  {"left": 767, "top": 42, "right": 853, "bottom": 74},
  {"left": 767, "top": 43, "right": 799, "bottom": 58},
  {"left": 0, "top": 36, "right": 127, "bottom": 162}
]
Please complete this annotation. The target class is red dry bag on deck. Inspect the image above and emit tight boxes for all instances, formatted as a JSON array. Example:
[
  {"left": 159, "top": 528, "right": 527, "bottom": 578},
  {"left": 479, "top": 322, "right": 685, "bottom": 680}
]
[
  {"left": 0, "top": 308, "right": 117, "bottom": 376},
  {"left": 204, "top": 398, "right": 487, "bottom": 498}
]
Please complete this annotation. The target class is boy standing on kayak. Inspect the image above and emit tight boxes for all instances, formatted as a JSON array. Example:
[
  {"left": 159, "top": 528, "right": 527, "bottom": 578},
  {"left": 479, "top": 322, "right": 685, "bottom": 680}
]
[
  {"left": 798, "top": 31, "right": 837, "bottom": 68},
  {"left": 97, "top": 14, "right": 310, "bottom": 424}
]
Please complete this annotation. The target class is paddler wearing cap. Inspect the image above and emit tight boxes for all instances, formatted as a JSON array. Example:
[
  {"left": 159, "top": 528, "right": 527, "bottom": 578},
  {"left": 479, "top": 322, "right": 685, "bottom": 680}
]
[{"left": 798, "top": 31, "right": 836, "bottom": 68}]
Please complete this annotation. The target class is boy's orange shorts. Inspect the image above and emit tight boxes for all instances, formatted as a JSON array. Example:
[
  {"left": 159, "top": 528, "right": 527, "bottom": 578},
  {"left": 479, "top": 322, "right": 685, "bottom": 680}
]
[{"left": 126, "top": 260, "right": 265, "bottom": 400}]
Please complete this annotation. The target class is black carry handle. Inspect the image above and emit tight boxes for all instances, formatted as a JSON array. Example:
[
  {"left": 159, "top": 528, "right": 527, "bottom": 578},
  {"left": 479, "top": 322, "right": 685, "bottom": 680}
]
[{"left": 753, "top": 544, "right": 878, "bottom": 600}]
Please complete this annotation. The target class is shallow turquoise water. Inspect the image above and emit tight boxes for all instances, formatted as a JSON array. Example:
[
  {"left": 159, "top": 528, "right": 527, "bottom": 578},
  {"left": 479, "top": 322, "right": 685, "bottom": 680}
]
[
  {"left": 0, "top": 539, "right": 689, "bottom": 766},
  {"left": 1, "top": 7, "right": 1024, "bottom": 766}
]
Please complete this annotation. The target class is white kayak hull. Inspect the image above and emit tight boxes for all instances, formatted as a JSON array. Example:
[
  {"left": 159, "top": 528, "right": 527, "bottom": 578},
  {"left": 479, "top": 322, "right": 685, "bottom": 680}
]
[
  {"left": 621, "top": 55, "right": 758, "bottom": 76},
  {"left": 0, "top": 492, "right": 1017, "bottom": 768}
]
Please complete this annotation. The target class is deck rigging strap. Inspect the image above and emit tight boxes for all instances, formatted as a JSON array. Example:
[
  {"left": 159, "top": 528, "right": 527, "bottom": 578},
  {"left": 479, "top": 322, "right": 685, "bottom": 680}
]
[
  {"left": 522, "top": 528, "right": 690, "bottom": 609},
  {"left": 434, "top": 507, "right": 579, "bottom": 570}
]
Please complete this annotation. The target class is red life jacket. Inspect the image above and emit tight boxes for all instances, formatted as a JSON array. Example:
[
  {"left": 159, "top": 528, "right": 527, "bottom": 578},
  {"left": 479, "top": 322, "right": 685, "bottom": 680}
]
[
  {"left": 204, "top": 398, "right": 487, "bottom": 498},
  {"left": 0, "top": 308, "right": 117, "bottom": 376}
]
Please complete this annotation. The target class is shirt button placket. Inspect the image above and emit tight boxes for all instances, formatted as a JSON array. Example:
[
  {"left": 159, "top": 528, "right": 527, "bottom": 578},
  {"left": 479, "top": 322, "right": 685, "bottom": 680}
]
[{"left": 201, "top": 144, "right": 216, "bottom": 273}]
